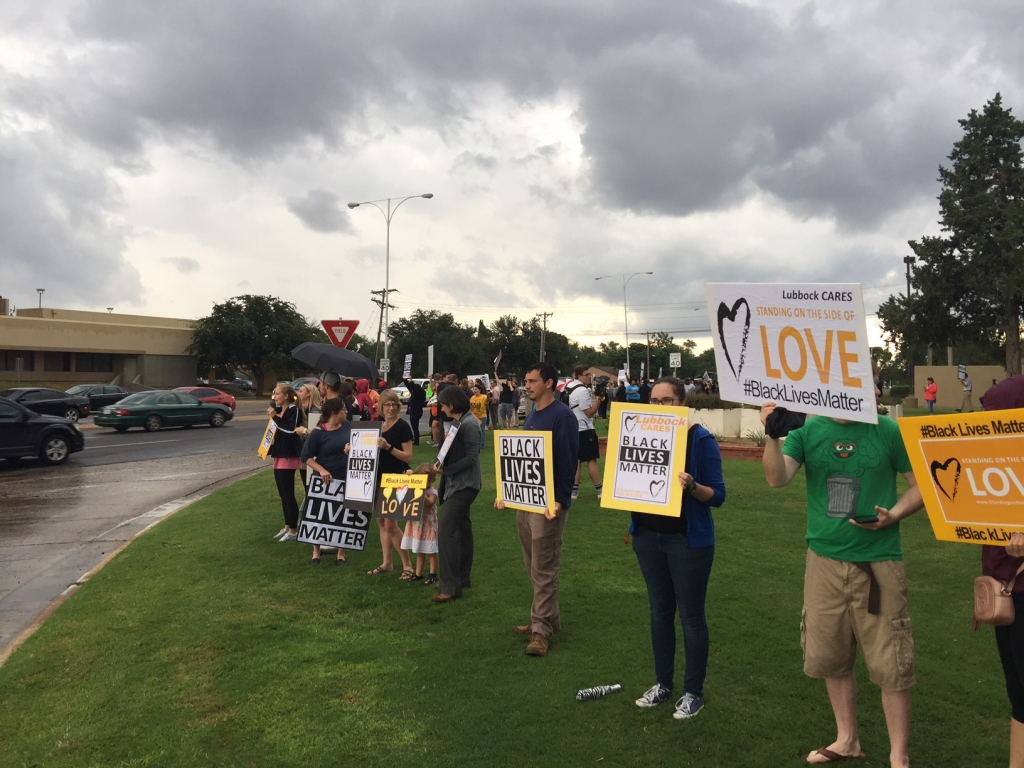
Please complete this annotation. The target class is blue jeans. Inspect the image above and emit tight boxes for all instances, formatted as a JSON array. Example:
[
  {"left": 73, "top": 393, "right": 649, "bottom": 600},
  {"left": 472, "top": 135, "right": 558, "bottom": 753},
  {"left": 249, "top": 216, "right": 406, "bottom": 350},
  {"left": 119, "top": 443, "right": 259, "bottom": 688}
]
[
  {"left": 632, "top": 526, "right": 714, "bottom": 695},
  {"left": 927, "top": 400, "right": 935, "bottom": 414},
  {"left": 479, "top": 416, "right": 487, "bottom": 449}
]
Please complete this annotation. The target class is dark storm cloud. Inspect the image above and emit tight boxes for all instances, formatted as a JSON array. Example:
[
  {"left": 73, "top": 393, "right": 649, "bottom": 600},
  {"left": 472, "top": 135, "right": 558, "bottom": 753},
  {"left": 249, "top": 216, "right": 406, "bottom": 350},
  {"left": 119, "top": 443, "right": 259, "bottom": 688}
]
[
  {"left": 0, "top": 135, "right": 141, "bottom": 306},
  {"left": 287, "top": 189, "right": 354, "bottom": 234},
  {"left": 3, "top": 0, "right": 1022, "bottom": 311}
]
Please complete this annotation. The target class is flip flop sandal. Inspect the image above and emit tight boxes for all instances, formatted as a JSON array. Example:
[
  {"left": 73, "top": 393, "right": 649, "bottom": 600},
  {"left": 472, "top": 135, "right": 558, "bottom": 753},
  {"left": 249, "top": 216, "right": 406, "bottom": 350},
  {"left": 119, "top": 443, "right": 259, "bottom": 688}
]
[
  {"left": 367, "top": 566, "right": 393, "bottom": 576},
  {"left": 422, "top": 575, "right": 438, "bottom": 585},
  {"left": 806, "top": 747, "right": 866, "bottom": 764},
  {"left": 398, "top": 570, "right": 417, "bottom": 581}
]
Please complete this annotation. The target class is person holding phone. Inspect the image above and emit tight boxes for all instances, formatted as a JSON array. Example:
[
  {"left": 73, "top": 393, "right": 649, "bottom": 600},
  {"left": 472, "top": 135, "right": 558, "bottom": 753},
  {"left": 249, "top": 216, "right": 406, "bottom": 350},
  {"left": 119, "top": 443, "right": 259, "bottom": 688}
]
[{"left": 760, "top": 376, "right": 923, "bottom": 767}]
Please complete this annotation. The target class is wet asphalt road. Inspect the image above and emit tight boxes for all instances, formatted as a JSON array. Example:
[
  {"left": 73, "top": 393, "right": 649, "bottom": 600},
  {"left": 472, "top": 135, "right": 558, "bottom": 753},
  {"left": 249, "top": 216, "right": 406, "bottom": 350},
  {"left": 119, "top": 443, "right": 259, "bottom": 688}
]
[
  {"left": 0, "top": 404, "right": 431, "bottom": 655},
  {"left": 0, "top": 417, "right": 268, "bottom": 654}
]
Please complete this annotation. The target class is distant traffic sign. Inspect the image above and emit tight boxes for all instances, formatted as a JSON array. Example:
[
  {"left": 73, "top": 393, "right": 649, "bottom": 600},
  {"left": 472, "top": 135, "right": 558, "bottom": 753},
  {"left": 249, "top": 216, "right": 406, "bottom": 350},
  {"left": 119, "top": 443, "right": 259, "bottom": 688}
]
[
  {"left": 379, "top": 358, "right": 391, "bottom": 373},
  {"left": 321, "top": 320, "right": 359, "bottom": 348},
  {"left": 669, "top": 352, "right": 682, "bottom": 368}
]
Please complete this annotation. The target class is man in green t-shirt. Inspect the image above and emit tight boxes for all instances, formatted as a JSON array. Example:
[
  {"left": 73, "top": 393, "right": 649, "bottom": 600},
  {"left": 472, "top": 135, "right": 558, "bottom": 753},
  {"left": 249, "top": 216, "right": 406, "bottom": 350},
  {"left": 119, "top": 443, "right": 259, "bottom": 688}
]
[{"left": 761, "top": 398, "right": 922, "bottom": 768}]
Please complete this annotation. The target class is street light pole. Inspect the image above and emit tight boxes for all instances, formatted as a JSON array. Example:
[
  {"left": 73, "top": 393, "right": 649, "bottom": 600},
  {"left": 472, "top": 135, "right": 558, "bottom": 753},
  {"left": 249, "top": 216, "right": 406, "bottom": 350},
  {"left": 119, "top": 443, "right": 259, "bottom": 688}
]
[
  {"left": 348, "top": 193, "right": 433, "bottom": 376},
  {"left": 595, "top": 271, "right": 653, "bottom": 378},
  {"left": 904, "top": 255, "right": 916, "bottom": 384}
]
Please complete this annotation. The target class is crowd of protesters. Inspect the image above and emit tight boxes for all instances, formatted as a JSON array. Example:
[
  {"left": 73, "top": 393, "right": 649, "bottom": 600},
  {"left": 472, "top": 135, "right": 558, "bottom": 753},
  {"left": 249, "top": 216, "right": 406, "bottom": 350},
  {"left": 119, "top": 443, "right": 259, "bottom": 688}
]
[{"left": 263, "top": 362, "right": 1024, "bottom": 767}]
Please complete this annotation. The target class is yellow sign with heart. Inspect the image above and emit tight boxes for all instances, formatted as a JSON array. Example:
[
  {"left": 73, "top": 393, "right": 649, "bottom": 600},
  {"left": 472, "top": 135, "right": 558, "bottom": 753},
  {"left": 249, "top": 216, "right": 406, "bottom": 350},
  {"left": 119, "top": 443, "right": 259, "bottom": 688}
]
[
  {"left": 601, "top": 402, "right": 690, "bottom": 517},
  {"left": 899, "top": 410, "right": 1024, "bottom": 545}
]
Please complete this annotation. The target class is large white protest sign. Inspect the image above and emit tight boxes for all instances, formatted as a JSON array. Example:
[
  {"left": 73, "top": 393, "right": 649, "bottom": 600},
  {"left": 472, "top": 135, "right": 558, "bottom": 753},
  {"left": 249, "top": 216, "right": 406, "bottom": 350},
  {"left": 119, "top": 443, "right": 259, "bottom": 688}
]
[
  {"left": 345, "top": 423, "right": 381, "bottom": 511},
  {"left": 297, "top": 474, "right": 371, "bottom": 549},
  {"left": 706, "top": 283, "right": 876, "bottom": 424},
  {"left": 495, "top": 431, "right": 554, "bottom": 514},
  {"left": 403, "top": 354, "right": 413, "bottom": 379}
]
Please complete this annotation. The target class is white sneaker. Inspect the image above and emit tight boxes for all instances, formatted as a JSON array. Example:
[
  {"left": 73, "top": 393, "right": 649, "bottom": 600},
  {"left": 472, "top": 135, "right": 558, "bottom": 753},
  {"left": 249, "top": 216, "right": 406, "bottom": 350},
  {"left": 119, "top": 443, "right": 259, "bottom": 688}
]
[
  {"left": 273, "top": 527, "right": 287, "bottom": 540},
  {"left": 672, "top": 692, "right": 704, "bottom": 719},
  {"left": 635, "top": 683, "right": 673, "bottom": 708},
  {"left": 279, "top": 532, "right": 297, "bottom": 542}
]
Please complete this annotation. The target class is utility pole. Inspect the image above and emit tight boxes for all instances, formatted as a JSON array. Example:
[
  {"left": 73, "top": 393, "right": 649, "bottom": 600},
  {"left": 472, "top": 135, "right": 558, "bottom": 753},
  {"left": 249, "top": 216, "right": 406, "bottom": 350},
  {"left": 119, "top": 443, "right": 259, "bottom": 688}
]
[
  {"left": 371, "top": 288, "right": 398, "bottom": 369},
  {"left": 536, "top": 312, "right": 554, "bottom": 362},
  {"left": 646, "top": 331, "right": 652, "bottom": 383}
]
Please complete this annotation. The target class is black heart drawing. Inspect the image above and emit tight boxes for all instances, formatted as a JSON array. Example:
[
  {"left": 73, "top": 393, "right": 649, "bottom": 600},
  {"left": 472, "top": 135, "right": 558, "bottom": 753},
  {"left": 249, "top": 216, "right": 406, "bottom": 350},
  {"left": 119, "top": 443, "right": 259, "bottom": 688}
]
[
  {"left": 930, "top": 457, "right": 961, "bottom": 501},
  {"left": 364, "top": 477, "right": 374, "bottom": 497},
  {"left": 624, "top": 415, "right": 638, "bottom": 433},
  {"left": 717, "top": 297, "right": 751, "bottom": 381},
  {"left": 649, "top": 479, "right": 666, "bottom": 499}
]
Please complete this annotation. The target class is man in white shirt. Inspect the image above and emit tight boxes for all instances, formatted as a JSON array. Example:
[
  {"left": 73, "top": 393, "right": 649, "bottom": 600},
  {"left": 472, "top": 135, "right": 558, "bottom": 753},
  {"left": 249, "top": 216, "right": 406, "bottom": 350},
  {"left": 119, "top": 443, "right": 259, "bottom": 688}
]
[
  {"left": 957, "top": 373, "right": 974, "bottom": 413},
  {"left": 567, "top": 364, "right": 602, "bottom": 500}
]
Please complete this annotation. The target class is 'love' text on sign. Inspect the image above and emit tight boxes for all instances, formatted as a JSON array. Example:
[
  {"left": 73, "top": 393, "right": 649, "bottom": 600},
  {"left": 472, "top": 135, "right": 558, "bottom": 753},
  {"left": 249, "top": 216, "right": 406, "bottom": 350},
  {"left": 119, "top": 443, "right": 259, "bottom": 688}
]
[
  {"left": 899, "top": 410, "right": 1024, "bottom": 545},
  {"left": 706, "top": 283, "right": 876, "bottom": 424}
]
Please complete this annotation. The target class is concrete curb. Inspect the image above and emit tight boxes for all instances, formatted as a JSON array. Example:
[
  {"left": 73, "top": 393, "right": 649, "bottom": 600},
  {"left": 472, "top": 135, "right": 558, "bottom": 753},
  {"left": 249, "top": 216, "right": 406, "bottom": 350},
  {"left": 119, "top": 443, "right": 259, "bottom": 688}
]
[{"left": 0, "top": 467, "right": 263, "bottom": 668}]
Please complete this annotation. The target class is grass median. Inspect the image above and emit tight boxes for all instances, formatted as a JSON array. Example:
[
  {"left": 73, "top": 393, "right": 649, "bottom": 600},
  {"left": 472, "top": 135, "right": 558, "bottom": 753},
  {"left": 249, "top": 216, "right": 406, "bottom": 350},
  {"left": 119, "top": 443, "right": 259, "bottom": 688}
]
[{"left": 0, "top": 436, "right": 1011, "bottom": 767}]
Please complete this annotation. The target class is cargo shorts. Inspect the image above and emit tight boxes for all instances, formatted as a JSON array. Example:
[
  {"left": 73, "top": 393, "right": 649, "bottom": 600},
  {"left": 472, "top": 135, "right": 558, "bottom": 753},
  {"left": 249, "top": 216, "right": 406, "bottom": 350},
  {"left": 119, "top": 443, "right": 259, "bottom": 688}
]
[{"left": 801, "top": 549, "right": 916, "bottom": 691}]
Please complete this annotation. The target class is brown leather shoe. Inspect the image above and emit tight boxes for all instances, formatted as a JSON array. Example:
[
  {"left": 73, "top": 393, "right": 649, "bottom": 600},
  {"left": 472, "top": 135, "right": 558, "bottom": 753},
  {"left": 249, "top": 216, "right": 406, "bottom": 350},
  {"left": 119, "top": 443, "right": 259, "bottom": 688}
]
[
  {"left": 525, "top": 633, "right": 549, "bottom": 657},
  {"left": 432, "top": 593, "right": 456, "bottom": 604},
  {"left": 513, "top": 624, "right": 532, "bottom": 635}
]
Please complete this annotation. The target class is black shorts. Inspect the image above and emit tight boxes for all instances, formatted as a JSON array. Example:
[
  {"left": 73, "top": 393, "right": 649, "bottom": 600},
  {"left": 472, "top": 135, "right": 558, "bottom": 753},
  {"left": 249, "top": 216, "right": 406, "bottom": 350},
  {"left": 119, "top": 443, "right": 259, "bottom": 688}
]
[{"left": 578, "top": 428, "right": 600, "bottom": 463}]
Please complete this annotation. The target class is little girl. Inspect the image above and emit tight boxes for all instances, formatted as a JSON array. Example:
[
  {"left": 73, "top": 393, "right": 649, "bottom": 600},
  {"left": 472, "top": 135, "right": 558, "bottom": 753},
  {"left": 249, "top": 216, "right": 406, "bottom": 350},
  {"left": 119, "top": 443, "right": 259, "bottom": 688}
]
[{"left": 401, "top": 462, "right": 439, "bottom": 585}]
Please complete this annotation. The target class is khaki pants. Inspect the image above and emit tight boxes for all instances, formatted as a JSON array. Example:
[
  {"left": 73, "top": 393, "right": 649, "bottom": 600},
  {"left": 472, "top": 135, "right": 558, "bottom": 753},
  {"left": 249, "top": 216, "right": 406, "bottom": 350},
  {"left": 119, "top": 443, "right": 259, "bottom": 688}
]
[
  {"left": 960, "top": 391, "right": 973, "bottom": 411},
  {"left": 517, "top": 509, "right": 569, "bottom": 638}
]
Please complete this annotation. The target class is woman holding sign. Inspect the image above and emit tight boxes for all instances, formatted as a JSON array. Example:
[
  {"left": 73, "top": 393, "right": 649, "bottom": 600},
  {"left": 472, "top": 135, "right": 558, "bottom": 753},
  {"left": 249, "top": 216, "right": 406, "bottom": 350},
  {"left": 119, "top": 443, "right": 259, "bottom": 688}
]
[
  {"left": 631, "top": 377, "right": 725, "bottom": 721},
  {"left": 978, "top": 379, "right": 1024, "bottom": 767},
  {"left": 432, "top": 384, "right": 481, "bottom": 603},
  {"left": 268, "top": 384, "right": 304, "bottom": 542},
  {"left": 368, "top": 389, "right": 416, "bottom": 579},
  {"left": 301, "top": 397, "right": 352, "bottom": 565}
]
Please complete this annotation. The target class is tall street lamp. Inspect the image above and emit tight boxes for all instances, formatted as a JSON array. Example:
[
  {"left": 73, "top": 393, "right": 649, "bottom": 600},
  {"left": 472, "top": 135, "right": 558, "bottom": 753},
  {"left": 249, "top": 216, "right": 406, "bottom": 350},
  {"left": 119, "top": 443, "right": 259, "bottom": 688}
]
[
  {"left": 348, "top": 193, "right": 433, "bottom": 374},
  {"left": 595, "top": 271, "right": 653, "bottom": 378},
  {"left": 903, "top": 255, "right": 916, "bottom": 384}
]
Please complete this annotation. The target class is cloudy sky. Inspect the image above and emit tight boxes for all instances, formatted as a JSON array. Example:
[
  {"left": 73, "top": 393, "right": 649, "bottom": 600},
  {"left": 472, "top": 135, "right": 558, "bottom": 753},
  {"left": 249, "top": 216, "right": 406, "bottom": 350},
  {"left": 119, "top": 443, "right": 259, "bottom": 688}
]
[{"left": 2, "top": 0, "right": 1022, "bottom": 351}]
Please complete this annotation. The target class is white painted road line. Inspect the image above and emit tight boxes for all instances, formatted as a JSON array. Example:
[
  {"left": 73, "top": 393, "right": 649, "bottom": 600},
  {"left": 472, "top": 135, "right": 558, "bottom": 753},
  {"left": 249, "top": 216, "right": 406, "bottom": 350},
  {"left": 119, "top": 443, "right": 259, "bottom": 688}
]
[{"left": 84, "top": 439, "right": 180, "bottom": 450}]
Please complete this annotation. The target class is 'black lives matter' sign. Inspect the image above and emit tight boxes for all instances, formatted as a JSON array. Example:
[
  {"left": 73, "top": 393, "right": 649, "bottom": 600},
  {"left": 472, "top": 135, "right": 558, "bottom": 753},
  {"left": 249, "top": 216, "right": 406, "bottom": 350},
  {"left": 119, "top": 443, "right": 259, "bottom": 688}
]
[
  {"left": 495, "top": 432, "right": 553, "bottom": 514},
  {"left": 345, "top": 423, "right": 381, "bottom": 512},
  {"left": 297, "top": 474, "right": 372, "bottom": 550}
]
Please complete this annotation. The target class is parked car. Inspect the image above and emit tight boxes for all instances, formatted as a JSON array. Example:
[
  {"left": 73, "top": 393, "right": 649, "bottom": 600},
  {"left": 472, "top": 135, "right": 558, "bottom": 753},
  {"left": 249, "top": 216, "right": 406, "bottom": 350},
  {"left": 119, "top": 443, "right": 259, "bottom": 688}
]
[
  {"left": 173, "top": 386, "right": 237, "bottom": 411},
  {"left": 231, "top": 378, "right": 253, "bottom": 392},
  {"left": 0, "top": 387, "right": 91, "bottom": 422},
  {"left": 290, "top": 377, "right": 320, "bottom": 392},
  {"left": 93, "top": 391, "right": 234, "bottom": 432},
  {"left": 391, "top": 384, "right": 412, "bottom": 406},
  {"left": 65, "top": 384, "right": 130, "bottom": 411},
  {"left": 0, "top": 396, "right": 85, "bottom": 465}
]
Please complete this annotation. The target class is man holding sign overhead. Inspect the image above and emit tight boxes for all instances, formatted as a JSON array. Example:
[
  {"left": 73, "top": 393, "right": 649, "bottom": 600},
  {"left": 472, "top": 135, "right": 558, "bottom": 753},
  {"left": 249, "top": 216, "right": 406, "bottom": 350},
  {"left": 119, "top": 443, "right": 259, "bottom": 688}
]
[
  {"left": 499, "top": 361, "right": 578, "bottom": 658},
  {"left": 760, "top": 368, "right": 923, "bottom": 767}
]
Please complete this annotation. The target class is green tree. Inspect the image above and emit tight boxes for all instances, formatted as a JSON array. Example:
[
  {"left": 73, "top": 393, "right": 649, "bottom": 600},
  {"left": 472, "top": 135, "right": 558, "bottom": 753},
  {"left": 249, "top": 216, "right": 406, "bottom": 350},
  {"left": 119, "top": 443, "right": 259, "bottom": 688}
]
[
  {"left": 890, "top": 94, "right": 1024, "bottom": 375},
  {"left": 188, "top": 295, "right": 324, "bottom": 395}
]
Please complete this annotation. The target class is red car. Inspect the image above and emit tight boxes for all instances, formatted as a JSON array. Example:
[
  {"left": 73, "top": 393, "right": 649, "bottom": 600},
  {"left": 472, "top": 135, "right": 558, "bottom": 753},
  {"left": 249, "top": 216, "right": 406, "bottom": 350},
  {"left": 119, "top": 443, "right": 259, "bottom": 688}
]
[{"left": 173, "top": 386, "right": 236, "bottom": 411}]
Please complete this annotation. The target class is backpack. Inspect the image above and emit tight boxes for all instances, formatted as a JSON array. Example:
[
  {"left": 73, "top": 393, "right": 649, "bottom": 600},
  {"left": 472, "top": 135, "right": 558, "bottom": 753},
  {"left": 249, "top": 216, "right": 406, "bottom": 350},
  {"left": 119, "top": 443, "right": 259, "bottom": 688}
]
[{"left": 560, "top": 382, "right": 583, "bottom": 407}]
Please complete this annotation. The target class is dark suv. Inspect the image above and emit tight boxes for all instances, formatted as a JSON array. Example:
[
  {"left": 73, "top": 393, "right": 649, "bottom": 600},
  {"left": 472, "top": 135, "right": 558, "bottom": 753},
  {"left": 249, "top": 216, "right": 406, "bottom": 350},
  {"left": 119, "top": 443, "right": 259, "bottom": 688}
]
[{"left": 0, "top": 396, "right": 85, "bottom": 465}]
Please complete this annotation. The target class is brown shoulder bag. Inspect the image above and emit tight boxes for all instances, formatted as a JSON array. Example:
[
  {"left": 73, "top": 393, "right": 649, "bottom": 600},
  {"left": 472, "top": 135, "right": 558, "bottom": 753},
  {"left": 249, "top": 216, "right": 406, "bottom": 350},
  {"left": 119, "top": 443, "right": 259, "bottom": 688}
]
[{"left": 972, "top": 562, "right": 1024, "bottom": 631}]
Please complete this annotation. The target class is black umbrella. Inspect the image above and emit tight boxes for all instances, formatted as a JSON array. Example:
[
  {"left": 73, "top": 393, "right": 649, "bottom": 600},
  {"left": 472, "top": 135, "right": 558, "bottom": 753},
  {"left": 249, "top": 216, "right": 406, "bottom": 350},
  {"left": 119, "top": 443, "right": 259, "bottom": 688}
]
[{"left": 291, "top": 343, "right": 379, "bottom": 381}]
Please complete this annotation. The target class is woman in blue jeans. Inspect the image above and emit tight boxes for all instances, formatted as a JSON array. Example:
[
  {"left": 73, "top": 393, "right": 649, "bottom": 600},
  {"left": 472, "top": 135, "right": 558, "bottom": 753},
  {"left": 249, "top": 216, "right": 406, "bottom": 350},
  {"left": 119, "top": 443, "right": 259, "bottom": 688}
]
[{"left": 631, "top": 377, "right": 726, "bottom": 720}]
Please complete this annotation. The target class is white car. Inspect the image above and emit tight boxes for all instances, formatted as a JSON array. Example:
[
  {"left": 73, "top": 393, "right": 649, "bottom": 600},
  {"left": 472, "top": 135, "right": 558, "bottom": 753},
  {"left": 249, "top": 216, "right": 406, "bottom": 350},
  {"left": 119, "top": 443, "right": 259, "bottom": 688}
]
[{"left": 391, "top": 385, "right": 412, "bottom": 406}]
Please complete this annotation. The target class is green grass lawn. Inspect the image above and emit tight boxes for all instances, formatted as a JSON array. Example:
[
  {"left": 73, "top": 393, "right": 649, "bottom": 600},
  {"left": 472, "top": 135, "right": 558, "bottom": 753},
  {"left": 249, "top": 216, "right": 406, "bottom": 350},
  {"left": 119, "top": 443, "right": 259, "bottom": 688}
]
[{"left": 0, "top": 438, "right": 1012, "bottom": 767}]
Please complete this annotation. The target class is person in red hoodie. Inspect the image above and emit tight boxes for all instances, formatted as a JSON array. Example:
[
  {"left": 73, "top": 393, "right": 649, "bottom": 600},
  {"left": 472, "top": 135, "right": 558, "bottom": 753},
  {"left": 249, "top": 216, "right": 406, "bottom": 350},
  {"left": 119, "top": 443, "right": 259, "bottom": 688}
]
[
  {"left": 979, "top": 377, "right": 1024, "bottom": 768},
  {"left": 354, "top": 379, "right": 377, "bottom": 421}
]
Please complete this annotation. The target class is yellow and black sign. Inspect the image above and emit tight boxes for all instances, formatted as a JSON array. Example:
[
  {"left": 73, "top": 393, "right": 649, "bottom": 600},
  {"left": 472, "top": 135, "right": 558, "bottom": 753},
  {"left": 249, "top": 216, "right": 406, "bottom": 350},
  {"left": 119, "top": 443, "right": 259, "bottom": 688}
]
[{"left": 899, "top": 410, "right": 1024, "bottom": 545}]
